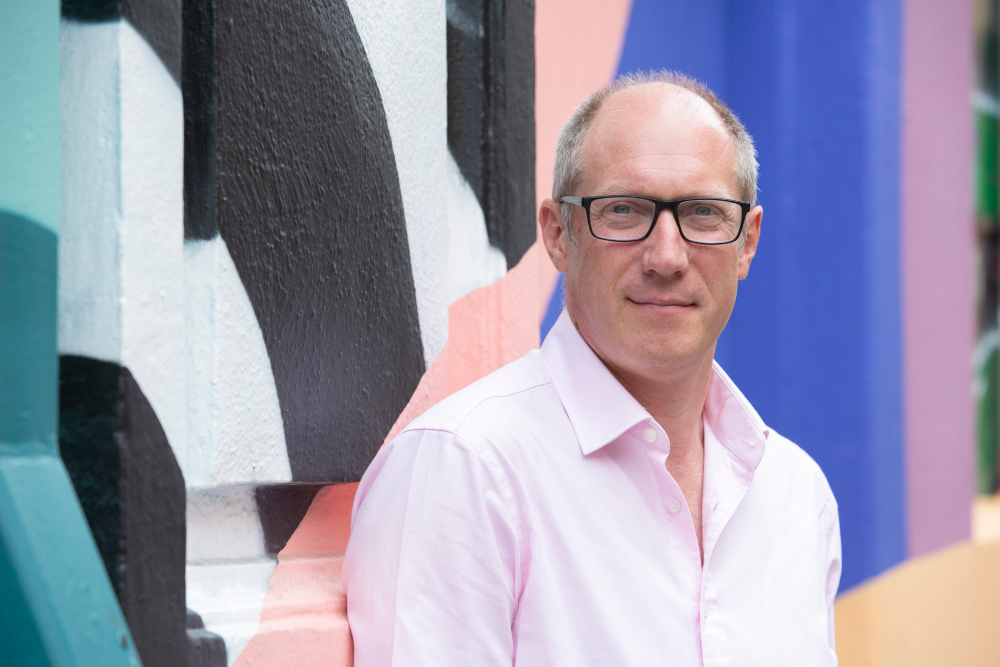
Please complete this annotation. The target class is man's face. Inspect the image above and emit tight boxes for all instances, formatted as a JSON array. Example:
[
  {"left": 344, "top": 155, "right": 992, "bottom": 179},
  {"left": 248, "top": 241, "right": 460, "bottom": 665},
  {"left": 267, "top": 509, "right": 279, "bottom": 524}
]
[{"left": 542, "top": 84, "right": 762, "bottom": 383}]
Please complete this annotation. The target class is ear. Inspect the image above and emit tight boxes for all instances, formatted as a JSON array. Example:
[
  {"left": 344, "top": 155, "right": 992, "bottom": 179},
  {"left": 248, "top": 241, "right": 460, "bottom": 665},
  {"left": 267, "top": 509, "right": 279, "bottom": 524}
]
[
  {"left": 737, "top": 205, "right": 762, "bottom": 280},
  {"left": 539, "top": 198, "right": 571, "bottom": 273}
]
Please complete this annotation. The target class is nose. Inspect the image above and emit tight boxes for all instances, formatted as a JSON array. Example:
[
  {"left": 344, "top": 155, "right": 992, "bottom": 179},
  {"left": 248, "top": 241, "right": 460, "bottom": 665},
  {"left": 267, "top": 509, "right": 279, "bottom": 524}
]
[{"left": 641, "top": 207, "right": 690, "bottom": 276}]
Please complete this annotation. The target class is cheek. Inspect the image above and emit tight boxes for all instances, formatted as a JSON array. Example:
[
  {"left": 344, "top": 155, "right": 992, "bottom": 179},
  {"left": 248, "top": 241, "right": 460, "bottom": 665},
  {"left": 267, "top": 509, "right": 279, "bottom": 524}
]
[
  {"left": 709, "top": 259, "right": 740, "bottom": 311},
  {"left": 568, "top": 242, "right": 613, "bottom": 294},
  {"left": 564, "top": 245, "right": 631, "bottom": 329},
  {"left": 693, "top": 250, "right": 739, "bottom": 306}
]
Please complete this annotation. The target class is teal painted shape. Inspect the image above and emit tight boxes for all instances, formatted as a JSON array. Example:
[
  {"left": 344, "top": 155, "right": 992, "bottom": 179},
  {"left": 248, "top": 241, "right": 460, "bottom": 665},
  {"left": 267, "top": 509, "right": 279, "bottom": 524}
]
[
  {"left": 1, "top": 2, "right": 142, "bottom": 663},
  {"left": 0, "top": 1, "right": 60, "bottom": 233},
  {"left": 0, "top": 455, "right": 141, "bottom": 666},
  {"left": 0, "top": 527, "right": 48, "bottom": 665},
  {"left": 1, "top": 212, "right": 58, "bottom": 447},
  {"left": 1, "top": 213, "right": 142, "bottom": 666}
]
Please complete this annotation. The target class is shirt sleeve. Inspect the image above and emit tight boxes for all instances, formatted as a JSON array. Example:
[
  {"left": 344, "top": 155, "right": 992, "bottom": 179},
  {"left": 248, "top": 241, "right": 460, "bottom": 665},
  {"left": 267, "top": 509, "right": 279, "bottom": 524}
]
[
  {"left": 821, "top": 499, "right": 843, "bottom": 661},
  {"left": 343, "top": 427, "right": 521, "bottom": 667}
]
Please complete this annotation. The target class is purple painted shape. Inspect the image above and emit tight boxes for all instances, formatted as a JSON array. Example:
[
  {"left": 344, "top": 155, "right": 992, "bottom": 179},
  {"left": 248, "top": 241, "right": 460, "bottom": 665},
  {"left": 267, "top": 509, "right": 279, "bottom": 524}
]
[{"left": 902, "top": 0, "right": 976, "bottom": 556}]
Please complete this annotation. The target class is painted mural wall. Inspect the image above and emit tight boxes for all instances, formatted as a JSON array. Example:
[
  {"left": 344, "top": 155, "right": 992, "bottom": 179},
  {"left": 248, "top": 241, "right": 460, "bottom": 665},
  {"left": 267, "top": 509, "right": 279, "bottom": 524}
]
[
  {"left": 6, "top": 0, "right": 983, "bottom": 664},
  {"left": 56, "top": 0, "right": 541, "bottom": 664}
]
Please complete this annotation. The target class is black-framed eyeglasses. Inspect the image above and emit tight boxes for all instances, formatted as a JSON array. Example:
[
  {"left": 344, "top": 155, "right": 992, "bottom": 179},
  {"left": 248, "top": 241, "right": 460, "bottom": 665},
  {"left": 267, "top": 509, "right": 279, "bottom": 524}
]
[{"left": 560, "top": 195, "right": 751, "bottom": 245}]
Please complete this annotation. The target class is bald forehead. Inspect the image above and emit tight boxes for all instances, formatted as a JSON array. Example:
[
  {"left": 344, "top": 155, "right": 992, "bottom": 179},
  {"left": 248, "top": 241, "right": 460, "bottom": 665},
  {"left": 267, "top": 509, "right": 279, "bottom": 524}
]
[
  {"left": 578, "top": 82, "right": 738, "bottom": 192},
  {"left": 608, "top": 82, "right": 717, "bottom": 116},
  {"left": 590, "top": 83, "right": 730, "bottom": 149}
]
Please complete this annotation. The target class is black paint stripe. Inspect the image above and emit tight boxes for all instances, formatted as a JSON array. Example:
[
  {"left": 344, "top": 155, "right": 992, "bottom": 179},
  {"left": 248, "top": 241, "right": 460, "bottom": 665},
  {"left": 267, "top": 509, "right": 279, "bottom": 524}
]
[
  {"left": 182, "top": 0, "right": 218, "bottom": 240},
  {"left": 59, "top": 356, "right": 224, "bottom": 667},
  {"left": 254, "top": 484, "right": 325, "bottom": 555},
  {"left": 447, "top": 0, "right": 536, "bottom": 268},
  {"left": 184, "top": 0, "right": 426, "bottom": 481},
  {"left": 61, "top": 0, "right": 120, "bottom": 22},
  {"left": 187, "top": 610, "right": 227, "bottom": 667},
  {"left": 58, "top": 356, "right": 123, "bottom": 593},
  {"left": 446, "top": 0, "right": 487, "bottom": 209}
]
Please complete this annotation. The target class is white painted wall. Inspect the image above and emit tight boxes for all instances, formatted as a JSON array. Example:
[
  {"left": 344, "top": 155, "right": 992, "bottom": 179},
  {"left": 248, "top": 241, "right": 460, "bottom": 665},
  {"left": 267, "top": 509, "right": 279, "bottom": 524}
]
[
  {"left": 60, "top": 20, "right": 291, "bottom": 491},
  {"left": 447, "top": 150, "right": 508, "bottom": 303},
  {"left": 59, "top": 21, "right": 122, "bottom": 366},
  {"left": 186, "top": 486, "right": 276, "bottom": 666},
  {"left": 117, "top": 20, "right": 188, "bottom": 473},
  {"left": 346, "top": 0, "right": 449, "bottom": 367},
  {"left": 60, "top": 20, "right": 189, "bottom": 473},
  {"left": 185, "top": 237, "right": 292, "bottom": 489},
  {"left": 348, "top": 0, "right": 513, "bottom": 363}
]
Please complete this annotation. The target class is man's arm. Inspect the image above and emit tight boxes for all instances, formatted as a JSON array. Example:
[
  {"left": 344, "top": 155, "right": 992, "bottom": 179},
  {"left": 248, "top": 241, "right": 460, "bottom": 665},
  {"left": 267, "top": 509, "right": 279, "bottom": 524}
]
[{"left": 343, "top": 427, "right": 521, "bottom": 666}]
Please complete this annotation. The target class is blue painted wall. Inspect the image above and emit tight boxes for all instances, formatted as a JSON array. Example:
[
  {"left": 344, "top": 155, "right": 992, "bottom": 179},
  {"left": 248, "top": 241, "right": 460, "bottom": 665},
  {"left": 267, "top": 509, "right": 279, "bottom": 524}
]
[{"left": 543, "top": 0, "right": 905, "bottom": 591}]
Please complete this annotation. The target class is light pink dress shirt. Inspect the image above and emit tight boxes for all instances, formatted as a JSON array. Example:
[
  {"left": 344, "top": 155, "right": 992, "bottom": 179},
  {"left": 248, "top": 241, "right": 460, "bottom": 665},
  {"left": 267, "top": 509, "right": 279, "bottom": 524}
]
[{"left": 344, "top": 310, "right": 841, "bottom": 666}]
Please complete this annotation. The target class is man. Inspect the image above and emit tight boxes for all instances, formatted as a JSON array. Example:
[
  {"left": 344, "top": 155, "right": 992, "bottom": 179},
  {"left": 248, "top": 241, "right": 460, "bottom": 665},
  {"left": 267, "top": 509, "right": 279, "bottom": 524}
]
[{"left": 344, "top": 71, "right": 841, "bottom": 666}]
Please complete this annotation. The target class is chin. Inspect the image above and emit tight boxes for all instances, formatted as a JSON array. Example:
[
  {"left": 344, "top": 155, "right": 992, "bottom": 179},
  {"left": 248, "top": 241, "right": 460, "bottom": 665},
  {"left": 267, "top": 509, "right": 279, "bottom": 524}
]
[
  {"left": 617, "top": 313, "right": 696, "bottom": 343},
  {"left": 624, "top": 301, "right": 700, "bottom": 327},
  {"left": 623, "top": 333, "right": 703, "bottom": 369}
]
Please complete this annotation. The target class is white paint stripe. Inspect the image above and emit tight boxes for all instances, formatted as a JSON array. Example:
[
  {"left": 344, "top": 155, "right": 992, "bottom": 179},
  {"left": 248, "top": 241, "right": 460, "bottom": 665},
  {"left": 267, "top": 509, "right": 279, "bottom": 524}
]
[
  {"left": 184, "top": 237, "right": 292, "bottom": 489},
  {"left": 447, "top": 150, "right": 508, "bottom": 303},
  {"left": 186, "top": 486, "right": 275, "bottom": 666},
  {"left": 117, "top": 19, "right": 188, "bottom": 475},
  {"left": 59, "top": 20, "right": 123, "bottom": 364},
  {"left": 346, "top": 0, "right": 450, "bottom": 367}
]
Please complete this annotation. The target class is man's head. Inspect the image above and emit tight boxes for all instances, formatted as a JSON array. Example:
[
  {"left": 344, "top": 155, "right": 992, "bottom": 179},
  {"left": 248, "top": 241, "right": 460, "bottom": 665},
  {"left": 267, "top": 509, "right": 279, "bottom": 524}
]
[{"left": 539, "top": 71, "right": 764, "bottom": 385}]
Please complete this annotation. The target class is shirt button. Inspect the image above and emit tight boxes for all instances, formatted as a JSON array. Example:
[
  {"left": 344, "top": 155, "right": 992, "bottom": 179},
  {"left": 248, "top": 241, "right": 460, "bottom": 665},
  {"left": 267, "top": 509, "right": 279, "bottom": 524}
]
[
  {"left": 644, "top": 428, "right": 657, "bottom": 442},
  {"left": 667, "top": 499, "right": 681, "bottom": 513},
  {"left": 703, "top": 600, "right": 710, "bottom": 616}
]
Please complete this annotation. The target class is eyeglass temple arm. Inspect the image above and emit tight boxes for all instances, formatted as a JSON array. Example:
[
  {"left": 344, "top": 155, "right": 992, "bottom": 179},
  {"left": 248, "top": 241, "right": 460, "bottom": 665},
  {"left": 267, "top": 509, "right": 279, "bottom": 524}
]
[{"left": 560, "top": 196, "right": 583, "bottom": 205}]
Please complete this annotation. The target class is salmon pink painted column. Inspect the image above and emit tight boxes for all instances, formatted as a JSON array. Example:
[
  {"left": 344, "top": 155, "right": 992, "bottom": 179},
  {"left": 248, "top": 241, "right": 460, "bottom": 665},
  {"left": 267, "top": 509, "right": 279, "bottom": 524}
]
[
  {"left": 901, "top": 0, "right": 975, "bottom": 557},
  {"left": 533, "top": 0, "right": 633, "bottom": 321}
]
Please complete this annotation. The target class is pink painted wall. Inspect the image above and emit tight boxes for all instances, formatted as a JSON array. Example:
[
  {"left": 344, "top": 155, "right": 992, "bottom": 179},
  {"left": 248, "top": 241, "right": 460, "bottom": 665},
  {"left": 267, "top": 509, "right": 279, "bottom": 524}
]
[
  {"left": 532, "top": 0, "right": 633, "bottom": 316},
  {"left": 902, "top": 0, "right": 976, "bottom": 557},
  {"left": 235, "top": 483, "right": 357, "bottom": 667}
]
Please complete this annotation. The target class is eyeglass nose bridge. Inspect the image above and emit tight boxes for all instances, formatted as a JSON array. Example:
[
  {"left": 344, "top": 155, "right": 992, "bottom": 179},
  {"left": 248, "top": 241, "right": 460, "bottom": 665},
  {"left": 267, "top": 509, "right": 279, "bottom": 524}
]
[{"left": 647, "top": 201, "right": 686, "bottom": 242}]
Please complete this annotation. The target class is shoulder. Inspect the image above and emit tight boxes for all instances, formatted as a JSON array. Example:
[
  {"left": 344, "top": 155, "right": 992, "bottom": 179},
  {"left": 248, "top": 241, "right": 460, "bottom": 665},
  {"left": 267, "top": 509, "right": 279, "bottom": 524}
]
[
  {"left": 402, "top": 350, "right": 555, "bottom": 439},
  {"left": 758, "top": 428, "right": 838, "bottom": 515},
  {"left": 350, "top": 354, "right": 553, "bottom": 542}
]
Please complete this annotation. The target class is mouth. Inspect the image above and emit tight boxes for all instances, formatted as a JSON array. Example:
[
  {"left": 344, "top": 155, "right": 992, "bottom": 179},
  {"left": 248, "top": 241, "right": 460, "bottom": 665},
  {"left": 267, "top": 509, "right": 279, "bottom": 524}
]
[{"left": 627, "top": 297, "right": 695, "bottom": 309}]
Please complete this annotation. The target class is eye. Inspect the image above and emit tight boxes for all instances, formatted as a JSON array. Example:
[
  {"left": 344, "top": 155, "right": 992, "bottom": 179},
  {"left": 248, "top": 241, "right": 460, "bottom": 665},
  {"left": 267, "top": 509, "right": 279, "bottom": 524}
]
[
  {"left": 611, "top": 204, "right": 632, "bottom": 215},
  {"left": 693, "top": 205, "right": 715, "bottom": 216}
]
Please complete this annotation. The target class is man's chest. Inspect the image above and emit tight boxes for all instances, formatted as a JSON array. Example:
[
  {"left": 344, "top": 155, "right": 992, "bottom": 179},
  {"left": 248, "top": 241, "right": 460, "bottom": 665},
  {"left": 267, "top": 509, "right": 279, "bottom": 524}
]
[{"left": 503, "top": 441, "right": 834, "bottom": 666}]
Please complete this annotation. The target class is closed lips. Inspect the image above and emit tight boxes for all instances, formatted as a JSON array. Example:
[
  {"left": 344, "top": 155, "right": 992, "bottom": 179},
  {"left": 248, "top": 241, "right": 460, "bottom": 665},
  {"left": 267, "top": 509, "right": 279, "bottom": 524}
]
[{"left": 629, "top": 297, "right": 694, "bottom": 307}]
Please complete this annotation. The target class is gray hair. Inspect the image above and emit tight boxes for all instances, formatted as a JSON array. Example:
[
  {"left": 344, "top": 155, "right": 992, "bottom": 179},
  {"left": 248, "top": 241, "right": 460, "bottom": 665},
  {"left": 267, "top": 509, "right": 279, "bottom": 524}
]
[{"left": 553, "top": 70, "right": 758, "bottom": 243}]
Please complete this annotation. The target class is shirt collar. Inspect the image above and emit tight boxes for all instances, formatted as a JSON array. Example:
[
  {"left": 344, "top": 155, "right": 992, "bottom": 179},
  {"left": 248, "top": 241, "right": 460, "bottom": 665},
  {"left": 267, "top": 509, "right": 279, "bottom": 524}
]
[{"left": 540, "top": 309, "right": 769, "bottom": 468}]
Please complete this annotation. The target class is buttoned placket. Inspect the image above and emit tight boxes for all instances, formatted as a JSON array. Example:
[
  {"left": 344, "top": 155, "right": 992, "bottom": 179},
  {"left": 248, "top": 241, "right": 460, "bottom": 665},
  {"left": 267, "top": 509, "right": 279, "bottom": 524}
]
[
  {"left": 698, "top": 418, "right": 759, "bottom": 667},
  {"left": 635, "top": 416, "right": 760, "bottom": 667},
  {"left": 638, "top": 420, "right": 706, "bottom": 659}
]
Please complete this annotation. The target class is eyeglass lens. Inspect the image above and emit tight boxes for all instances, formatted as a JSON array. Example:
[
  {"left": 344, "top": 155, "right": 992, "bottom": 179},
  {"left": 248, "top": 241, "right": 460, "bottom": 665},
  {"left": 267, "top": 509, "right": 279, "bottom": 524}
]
[{"left": 589, "top": 197, "right": 743, "bottom": 243}]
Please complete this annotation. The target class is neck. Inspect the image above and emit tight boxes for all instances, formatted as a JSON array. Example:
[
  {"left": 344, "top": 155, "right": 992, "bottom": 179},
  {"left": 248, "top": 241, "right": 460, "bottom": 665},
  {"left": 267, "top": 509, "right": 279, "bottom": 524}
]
[
  {"left": 599, "top": 342, "right": 714, "bottom": 564},
  {"left": 571, "top": 316, "right": 715, "bottom": 562},
  {"left": 605, "top": 347, "right": 715, "bottom": 460}
]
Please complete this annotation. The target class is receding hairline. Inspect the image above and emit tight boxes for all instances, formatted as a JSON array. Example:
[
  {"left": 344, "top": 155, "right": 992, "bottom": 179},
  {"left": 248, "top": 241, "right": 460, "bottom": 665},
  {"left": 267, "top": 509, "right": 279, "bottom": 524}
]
[
  {"left": 578, "top": 82, "right": 740, "bottom": 182},
  {"left": 594, "top": 80, "right": 727, "bottom": 121},
  {"left": 553, "top": 71, "right": 759, "bottom": 218}
]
